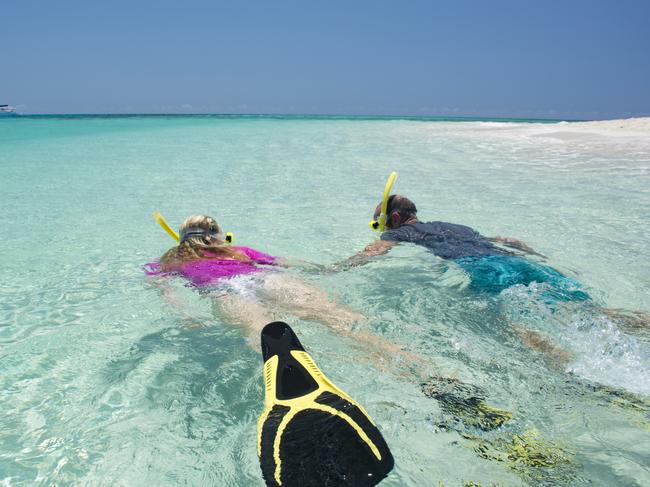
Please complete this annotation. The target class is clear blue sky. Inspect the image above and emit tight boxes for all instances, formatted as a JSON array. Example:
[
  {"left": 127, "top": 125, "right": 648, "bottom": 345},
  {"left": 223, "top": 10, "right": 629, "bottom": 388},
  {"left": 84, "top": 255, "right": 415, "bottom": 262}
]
[{"left": 3, "top": 0, "right": 649, "bottom": 119}]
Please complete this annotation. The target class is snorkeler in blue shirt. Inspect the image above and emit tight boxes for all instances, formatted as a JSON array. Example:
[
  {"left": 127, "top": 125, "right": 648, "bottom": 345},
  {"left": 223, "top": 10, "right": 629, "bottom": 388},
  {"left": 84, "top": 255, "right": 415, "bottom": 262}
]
[{"left": 339, "top": 194, "right": 589, "bottom": 302}]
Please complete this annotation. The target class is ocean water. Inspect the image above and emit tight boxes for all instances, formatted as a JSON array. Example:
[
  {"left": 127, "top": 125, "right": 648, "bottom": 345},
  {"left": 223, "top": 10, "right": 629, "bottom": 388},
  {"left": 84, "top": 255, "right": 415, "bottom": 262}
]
[{"left": 1, "top": 115, "right": 649, "bottom": 486}]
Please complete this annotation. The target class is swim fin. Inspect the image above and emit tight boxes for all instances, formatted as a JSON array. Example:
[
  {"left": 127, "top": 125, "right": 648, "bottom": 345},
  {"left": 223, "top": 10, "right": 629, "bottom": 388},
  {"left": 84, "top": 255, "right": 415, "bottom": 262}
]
[{"left": 257, "top": 321, "right": 394, "bottom": 487}]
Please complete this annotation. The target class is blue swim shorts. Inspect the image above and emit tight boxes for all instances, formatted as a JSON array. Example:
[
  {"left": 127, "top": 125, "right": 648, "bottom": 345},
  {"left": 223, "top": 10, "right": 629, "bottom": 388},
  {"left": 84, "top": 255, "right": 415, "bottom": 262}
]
[{"left": 455, "top": 255, "right": 590, "bottom": 302}]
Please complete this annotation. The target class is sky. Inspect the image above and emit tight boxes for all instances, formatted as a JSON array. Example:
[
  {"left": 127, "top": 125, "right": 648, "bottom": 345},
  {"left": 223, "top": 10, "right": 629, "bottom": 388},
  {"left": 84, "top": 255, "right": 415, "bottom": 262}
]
[{"left": 2, "top": 0, "right": 649, "bottom": 119}]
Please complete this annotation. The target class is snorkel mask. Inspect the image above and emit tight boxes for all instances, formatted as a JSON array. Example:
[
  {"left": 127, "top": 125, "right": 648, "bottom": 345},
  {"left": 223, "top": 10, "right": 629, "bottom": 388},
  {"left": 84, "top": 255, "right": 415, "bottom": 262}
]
[
  {"left": 153, "top": 211, "right": 234, "bottom": 244},
  {"left": 369, "top": 171, "right": 398, "bottom": 232}
]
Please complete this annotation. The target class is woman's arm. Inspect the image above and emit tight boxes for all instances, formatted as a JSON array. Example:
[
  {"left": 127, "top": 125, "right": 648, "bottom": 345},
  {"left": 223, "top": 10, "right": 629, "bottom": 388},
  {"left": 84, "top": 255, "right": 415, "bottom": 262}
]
[{"left": 274, "top": 256, "right": 327, "bottom": 273}]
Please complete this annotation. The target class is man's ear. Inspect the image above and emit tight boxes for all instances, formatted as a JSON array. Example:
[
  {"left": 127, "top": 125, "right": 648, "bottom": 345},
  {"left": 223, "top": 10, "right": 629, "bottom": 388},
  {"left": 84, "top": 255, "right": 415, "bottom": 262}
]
[{"left": 387, "top": 211, "right": 400, "bottom": 228}]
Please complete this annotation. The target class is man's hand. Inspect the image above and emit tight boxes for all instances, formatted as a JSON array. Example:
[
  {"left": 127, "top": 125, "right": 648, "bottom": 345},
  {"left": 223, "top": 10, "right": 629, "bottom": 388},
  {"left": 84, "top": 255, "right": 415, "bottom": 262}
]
[{"left": 330, "top": 240, "right": 397, "bottom": 271}]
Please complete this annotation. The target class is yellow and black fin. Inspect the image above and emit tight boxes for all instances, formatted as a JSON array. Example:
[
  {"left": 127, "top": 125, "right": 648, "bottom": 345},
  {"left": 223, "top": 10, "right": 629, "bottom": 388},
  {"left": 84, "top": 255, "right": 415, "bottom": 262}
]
[{"left": 257, "top": 321, "right": 394, "bottom": 487}]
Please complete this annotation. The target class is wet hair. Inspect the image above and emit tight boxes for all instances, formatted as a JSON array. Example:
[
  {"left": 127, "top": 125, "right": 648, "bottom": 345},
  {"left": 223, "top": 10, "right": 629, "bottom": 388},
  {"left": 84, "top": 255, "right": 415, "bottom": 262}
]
[
  {"left": 375, "top": 195, "right": 418, "bottom": 220},
  {"left": 159, "top": 215, "right": 251, "bottom": 271}
]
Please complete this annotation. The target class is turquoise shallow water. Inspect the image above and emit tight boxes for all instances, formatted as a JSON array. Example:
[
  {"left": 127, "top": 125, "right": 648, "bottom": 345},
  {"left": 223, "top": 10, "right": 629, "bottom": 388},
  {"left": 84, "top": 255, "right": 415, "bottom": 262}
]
[{"left": 1, "top": 115, "right": 649, "bottom": 486}]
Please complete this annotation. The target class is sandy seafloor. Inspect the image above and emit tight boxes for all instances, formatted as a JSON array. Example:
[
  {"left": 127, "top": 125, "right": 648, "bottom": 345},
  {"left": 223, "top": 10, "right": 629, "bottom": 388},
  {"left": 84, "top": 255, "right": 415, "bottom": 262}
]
[{"left": 0, "top": 115, "right": 649, "bottom": 486}]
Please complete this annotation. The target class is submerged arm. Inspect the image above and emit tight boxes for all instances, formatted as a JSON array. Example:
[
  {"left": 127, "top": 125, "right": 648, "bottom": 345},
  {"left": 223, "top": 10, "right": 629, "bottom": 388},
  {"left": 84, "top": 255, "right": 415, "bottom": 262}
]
[
  {"left": 274, "top": 256, "right": 328, "bottom": 273},
  {"left": 330, "top": 239, "right": 397, "bottom": 271},
  {"left": 148, "top": 274, "right": 200, "bottom": 324},
  {"left": 488, "top": 236, "right": 546, "bottom": 258}
]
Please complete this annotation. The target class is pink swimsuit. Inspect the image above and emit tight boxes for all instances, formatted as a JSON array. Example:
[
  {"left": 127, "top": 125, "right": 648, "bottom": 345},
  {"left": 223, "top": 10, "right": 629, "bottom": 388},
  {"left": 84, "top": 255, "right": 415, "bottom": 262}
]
[{"left": 145, "top": 246, "right": 277, "bottom": 287}]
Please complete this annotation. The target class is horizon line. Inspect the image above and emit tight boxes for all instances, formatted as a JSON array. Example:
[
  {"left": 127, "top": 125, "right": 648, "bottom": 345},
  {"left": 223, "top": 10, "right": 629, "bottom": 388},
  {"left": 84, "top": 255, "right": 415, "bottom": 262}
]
[{"left": 5, "top": 112, "right": 590, "bottom": 122}]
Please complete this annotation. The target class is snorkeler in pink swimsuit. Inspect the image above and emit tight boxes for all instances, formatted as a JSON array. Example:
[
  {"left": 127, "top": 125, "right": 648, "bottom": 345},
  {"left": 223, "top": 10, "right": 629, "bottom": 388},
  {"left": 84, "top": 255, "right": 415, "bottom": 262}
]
[
  {"left": 147, "top": 214, "right": 364, "bottom": 341},
  {"left": 145, "top": 214, "right": 283, "bottom": 287},
  {"left": 146, "top": 243, "right": 277, "bottom": 287}
]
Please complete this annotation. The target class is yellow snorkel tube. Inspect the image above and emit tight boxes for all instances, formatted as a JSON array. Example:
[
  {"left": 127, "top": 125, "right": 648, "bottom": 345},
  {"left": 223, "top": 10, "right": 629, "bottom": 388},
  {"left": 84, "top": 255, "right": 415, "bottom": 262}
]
[
  {"left": 153, "top": 211, "right": 235, "bottom": 244},
  {"left": 369, "top": 171, "right": 397, "bottom": 232},
  {"left": 153, "top": 211, "right": 180, "bottom": 242}
]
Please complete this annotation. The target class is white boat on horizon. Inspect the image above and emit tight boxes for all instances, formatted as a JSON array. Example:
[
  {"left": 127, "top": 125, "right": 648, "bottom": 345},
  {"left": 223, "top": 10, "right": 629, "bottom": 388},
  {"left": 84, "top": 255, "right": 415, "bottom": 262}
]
[{"left": 0, "top": 105, "right": 18, "bottom": 117}]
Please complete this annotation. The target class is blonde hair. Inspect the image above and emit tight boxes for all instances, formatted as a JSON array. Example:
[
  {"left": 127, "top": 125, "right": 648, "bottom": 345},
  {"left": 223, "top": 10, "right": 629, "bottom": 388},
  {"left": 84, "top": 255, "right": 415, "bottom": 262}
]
[{"left": 160, "top": 215, "right": 250, "bottom": 271}]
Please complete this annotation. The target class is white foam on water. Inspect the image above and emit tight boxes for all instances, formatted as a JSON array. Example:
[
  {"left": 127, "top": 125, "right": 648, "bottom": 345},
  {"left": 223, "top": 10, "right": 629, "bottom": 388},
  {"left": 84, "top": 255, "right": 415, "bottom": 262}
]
[{"left": 565, "top": 316, "right": 650, "bottom": 396}]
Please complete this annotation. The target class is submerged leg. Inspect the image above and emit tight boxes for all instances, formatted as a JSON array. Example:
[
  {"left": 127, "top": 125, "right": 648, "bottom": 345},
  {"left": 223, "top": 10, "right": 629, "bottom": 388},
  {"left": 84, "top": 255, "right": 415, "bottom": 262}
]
[
  {"left": 213, "top": 294, "right": 279, "bottom": 347},
  {"left": 219, "top": 275, "right": 513, "bottom": 434},
  {"left": 602, "top": 308, "right": 650, "bottom": 331},
  {"left": 260, "top": 273, "right": 364, "bottom": 332},
  {"left": 513, "top": 325, "right": 574, "bottom": 370},
  {"left": 259, "top": 274, "right": 435, "bottom": 377}
]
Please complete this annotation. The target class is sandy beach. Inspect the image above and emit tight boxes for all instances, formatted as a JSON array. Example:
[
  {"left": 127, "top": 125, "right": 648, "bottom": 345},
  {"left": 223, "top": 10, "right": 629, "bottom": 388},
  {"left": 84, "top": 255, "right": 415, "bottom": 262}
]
[
  {"left": 543, "top": 117, "right": 650, "bottom": 139},
  {"left": 460, "top": 117, "right": 650, "bottom": 151}
]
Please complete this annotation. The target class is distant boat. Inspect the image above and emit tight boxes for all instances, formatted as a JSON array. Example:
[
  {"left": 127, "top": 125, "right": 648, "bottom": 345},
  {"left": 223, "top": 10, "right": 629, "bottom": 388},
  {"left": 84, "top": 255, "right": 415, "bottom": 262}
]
[{"left": 0, "top": 105, "right": 18, "bottom": 117}]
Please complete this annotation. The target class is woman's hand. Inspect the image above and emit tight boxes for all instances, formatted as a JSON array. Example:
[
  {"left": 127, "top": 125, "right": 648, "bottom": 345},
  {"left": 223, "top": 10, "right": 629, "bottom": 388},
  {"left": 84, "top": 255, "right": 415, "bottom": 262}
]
[{"left": 275, "top": 256, "right": 328, "bottom": 273}]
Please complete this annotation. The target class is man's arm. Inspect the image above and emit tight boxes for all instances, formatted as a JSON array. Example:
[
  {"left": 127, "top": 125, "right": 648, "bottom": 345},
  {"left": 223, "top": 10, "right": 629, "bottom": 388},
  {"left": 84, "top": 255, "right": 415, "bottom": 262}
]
[
  {"left": 488, "top": 236, "right": 546, "bottom": 258},
  {"left": 331, "top": 239, "right": 397, "bottom": 271}
]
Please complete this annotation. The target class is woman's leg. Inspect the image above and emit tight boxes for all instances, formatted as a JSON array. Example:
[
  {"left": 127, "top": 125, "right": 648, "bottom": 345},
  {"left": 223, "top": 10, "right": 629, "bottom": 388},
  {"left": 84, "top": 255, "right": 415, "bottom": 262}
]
[
  {"left": 213, "top": 293, "right": 278, "bottom": 346},
  {"left": 209, "top": 273, "right": 363, "bottom": 350},
  {"left": 259, "top": 273, "right": 364, "bottom": 332},
  {"left": 258, "top": 273, "right": 435, "bottom": 376},
  {"left": 210, "top": 274, "right": 430, "bottom": 379},
  {"left": 214, "top": 275, "right": 511, "bottom": 430}
]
